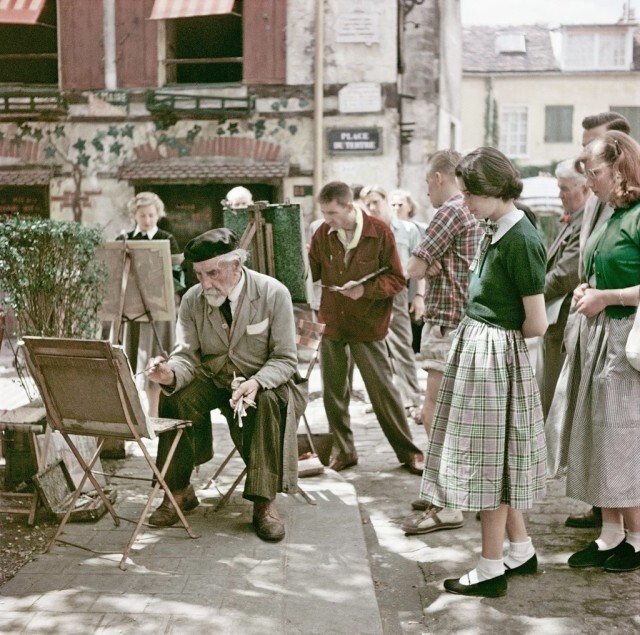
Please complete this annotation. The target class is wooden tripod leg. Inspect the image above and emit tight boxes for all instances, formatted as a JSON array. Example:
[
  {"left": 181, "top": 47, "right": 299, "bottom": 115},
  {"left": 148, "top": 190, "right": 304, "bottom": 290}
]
[
  {"left": 119, "top": 427, "right": 198, "bottom": 570},
  {"left": 202, "top": 447, "right": 237, "bottom": 490},
  {"left": 296, "top": 487, "right": 317, "bottom": 506},
  {"left": 214, "top": 468, "right": 247, "bottom": 512}
]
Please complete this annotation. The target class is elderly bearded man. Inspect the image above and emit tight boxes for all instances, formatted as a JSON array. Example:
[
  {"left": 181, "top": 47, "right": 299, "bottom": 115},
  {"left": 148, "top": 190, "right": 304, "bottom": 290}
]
[{"left": 147, "top": 228, "right": 303, "bottom": 542}]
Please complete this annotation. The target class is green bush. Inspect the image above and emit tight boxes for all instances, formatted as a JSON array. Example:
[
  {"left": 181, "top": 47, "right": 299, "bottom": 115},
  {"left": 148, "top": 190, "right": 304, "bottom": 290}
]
[{"left": 0, "top": 217, "right": 107, "bottom": 339}]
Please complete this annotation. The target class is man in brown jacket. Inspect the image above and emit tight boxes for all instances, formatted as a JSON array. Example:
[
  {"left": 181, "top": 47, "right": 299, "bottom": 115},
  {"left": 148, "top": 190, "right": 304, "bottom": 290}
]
[{"left": 309, "top": 181, "right": 424, "bottom": 475}]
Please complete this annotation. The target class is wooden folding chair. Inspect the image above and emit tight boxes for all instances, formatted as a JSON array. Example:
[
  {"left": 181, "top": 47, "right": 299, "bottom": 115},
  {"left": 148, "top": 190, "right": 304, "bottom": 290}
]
[
  {"left": 22, "top": 337, "right": 198, "bottom": 570},
  {"left": 203, "top": 319, "right": 326, "bottom": 509}
]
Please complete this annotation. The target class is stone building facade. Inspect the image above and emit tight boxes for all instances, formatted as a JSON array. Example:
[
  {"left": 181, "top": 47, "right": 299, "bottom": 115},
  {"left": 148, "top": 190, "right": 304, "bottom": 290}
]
[{"left": 0, "top": 0, "right": 461, "bottom": 244}]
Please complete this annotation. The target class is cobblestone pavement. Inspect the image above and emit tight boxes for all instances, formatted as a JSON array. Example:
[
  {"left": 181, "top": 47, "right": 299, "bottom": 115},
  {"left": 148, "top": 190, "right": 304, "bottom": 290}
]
[{"left": 319, "top": 368, "right": 640, "bottom": 635}]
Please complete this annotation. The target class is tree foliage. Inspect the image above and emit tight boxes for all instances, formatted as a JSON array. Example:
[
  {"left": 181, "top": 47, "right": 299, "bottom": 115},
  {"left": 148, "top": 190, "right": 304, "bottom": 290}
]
[{"left": 0, "top": 217, "right": 107, "bottom": 339}]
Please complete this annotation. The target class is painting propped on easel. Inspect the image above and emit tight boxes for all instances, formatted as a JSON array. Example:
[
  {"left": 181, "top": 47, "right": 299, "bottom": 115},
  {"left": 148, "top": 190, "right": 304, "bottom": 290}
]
[{"left": 98, "top": 240, "right": 176, "bottom": 324}]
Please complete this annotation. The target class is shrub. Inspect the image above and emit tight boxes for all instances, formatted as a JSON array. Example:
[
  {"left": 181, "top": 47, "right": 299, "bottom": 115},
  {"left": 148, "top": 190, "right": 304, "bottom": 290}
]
[{"left": 0, "top": 217, "right": 107, "bottom": 339}]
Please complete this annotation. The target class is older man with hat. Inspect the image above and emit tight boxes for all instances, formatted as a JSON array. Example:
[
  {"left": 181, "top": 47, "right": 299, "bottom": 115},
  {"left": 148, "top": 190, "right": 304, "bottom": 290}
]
[{"left": 147, "top": 228, "right": 302, "bottom": 541}]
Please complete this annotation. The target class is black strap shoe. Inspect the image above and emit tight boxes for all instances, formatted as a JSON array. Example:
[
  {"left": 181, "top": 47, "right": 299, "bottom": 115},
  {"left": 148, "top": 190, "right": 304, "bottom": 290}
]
[
  {"left": 444, "top": 574, "right": 507, "bottom": 597},
  {"left": 565, "top": 507, "right": 602, "bottom": 528}
]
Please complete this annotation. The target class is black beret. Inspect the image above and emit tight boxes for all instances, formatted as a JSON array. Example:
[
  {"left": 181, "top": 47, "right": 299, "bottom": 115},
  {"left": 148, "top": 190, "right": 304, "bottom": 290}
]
[{"left": 184, "top": 228, "right": 239, "bottom": 262}]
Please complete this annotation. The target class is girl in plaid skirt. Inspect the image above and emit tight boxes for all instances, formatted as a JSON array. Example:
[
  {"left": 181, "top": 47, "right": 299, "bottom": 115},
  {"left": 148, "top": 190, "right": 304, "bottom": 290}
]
[{"left": 419, "top": 147, "right": 548, "bottom": 597}]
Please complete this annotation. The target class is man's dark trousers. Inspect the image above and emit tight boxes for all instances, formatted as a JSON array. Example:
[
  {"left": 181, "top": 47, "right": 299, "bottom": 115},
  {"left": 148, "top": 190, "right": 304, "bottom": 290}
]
[{"left": 156, "top": 373, "right": 287, "bottom": 501}]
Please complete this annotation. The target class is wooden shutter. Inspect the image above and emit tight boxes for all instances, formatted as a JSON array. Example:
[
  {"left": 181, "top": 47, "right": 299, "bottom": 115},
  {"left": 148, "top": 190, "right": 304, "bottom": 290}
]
[
  {"left": 116, "top": 0, "right": 158, "bottom": 88},
  {"left": 59, "top": 0, "right": 105, "bottom": 90},
  {"left": 544, "top": 106, "right": 573, "bottom": 143},
  {"left": 243, "top": 0, "right": 286, "bottom": 85}
]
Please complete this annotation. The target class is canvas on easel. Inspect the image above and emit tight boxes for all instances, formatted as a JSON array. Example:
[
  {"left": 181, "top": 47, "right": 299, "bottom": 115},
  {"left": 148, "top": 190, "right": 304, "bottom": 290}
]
[
  {"left": 21, "top": 336, "right": 197, "bottom": 570},
  {"left": 223, "top": 203, "right": 311, "bottom": 303},
  {"left": 98, "top": 240, "right": 176, "bottom": 326}
]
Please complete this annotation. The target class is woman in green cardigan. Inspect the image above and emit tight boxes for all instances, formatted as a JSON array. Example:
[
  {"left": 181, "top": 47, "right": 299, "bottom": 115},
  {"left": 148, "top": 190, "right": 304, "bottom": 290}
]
[{"left": 564, "top": 130, "right": 640, "bottom": 573}]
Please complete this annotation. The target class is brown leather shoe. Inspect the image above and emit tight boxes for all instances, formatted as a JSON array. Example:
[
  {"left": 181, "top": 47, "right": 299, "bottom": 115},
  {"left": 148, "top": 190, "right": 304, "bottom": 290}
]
[
  {"left": 180, "top": 484, "right": 200, "bottom": 512},
  {"left": 148, "top": 485, "right": 199, "bottom": 527},
  {"left": 404, "top": 453, "right": 425, "bottom": 475},
  {"left": 252, "top": 499, "right": 285, "bottom": 542}
]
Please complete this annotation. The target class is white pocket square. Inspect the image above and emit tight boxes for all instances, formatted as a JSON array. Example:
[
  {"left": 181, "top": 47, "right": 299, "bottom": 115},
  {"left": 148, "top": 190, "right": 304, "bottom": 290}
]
[{"left": 246, "top": 318, "right": 269, "bottom": 335}]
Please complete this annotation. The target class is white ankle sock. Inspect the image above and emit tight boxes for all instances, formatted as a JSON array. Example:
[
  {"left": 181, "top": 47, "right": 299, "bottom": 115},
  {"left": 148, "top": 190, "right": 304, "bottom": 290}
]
[
  {"left": 625, "top": 531, "right": 640, "bottom": 552},
  {"left": 503, "top": 537, "right": 535, "bottom": 570},
  {"left": 459, "top": 556, "right": 504, "bottom": 585},
  {"left": 595, "top": 521, "right": 625, "bottom": 550}
]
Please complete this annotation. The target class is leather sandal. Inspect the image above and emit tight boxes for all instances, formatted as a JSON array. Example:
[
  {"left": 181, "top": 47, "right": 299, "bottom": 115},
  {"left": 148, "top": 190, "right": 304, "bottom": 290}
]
[{"left": 401, "top": 507, "right": 464, "bottom": 534}]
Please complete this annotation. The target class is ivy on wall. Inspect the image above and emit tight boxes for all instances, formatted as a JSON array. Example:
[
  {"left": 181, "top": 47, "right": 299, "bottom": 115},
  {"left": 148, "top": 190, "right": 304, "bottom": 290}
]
[{"left": 1, "top": 107, "right": 304, "bottom": 222}]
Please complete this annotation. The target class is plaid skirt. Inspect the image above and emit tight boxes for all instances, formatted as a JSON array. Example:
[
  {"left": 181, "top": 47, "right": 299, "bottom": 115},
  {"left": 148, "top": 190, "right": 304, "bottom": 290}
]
[
  {"left": 564, "top": 311, "right": 640, "bottom": 507},
  {"left": 420, "top": 316, "right": 547, "bottom": 511}
]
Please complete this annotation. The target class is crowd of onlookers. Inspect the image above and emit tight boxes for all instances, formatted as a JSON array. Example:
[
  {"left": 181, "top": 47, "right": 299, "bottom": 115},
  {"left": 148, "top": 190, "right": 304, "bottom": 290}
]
[{"left": 115, "top": 109, "right": 639, "bottom": 598}]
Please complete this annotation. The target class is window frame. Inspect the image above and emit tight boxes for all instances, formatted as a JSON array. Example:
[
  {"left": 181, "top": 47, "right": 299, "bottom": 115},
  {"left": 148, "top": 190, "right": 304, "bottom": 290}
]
[
  {"left": 499, "top": 105, "right": 529, "bottom": 159},
  {"left": 562, "top": 28, "right": 632, "bottom": 71}
]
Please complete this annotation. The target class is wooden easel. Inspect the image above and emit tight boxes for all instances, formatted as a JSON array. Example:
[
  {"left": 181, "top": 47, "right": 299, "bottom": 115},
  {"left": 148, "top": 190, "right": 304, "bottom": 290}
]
[
  {"left": 237, "top": 202, "right": 276, "bottom": 277},
  {"left": 103, "top": 238, "right": 173, "bottom": 455},
  {"left": 22, "top": 337, "right": 197, "bottom": 570},
  {"left": 110, "top": 237, "right": 167, "bottom": 356}
]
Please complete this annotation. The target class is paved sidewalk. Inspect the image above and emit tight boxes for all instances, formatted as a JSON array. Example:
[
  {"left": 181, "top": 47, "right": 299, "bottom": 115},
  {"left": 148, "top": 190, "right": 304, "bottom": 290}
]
[
  {"left": 0, "top": 342, "right": 383, "bottom": 635},
  {"left": 0, "top": 415, "right": 383, "bottom": 635}
]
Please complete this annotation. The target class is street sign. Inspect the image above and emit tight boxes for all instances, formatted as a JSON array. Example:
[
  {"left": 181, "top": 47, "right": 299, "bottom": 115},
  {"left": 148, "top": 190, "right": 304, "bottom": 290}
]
[{"left": 327, "top": 128, "right": 382, "bottom": 155}]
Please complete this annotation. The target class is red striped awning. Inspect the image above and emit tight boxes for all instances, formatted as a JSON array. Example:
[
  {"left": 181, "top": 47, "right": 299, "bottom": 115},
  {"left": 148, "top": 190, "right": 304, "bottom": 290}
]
[
  {"left": 149, "top": 0, "right": 234, "bottom": 20},
  {"left": 0, "top": 0, "right": 46, "bottom": 25}
]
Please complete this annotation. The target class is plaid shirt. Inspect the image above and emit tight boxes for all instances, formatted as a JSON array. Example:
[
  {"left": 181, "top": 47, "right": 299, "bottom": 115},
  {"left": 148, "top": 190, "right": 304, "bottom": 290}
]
[{"left": 412, "top": 193, "right": 482, "bottom": 328}]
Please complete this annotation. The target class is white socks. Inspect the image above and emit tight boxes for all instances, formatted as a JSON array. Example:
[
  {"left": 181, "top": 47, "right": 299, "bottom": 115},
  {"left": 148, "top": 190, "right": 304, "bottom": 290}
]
[
  {"left": 459, "top": 556, "right": 504, "bottom": 585},
  {"left": 503, "top": 537, "right": 536, "bottom": 570},
  {"left": 625, "top": 531, "right": 640, "bottom": 552},
  {"left": 595, "top": 522, "right": 626, "bottom": 551}
]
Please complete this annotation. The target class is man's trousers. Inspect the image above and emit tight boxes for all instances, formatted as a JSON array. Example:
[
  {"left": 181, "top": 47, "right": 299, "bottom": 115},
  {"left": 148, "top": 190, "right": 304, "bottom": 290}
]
[
  {"left": 156, "top": 374, "right": 287, "bottom": 501},
  {"left": 320, "top": 337, "right": 422, "bottom": 464}
]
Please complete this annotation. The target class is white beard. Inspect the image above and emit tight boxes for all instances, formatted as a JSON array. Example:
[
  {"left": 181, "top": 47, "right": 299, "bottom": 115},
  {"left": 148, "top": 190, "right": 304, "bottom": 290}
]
[{"left": 204, "top": 289, "right": 226, "bottom": 307}]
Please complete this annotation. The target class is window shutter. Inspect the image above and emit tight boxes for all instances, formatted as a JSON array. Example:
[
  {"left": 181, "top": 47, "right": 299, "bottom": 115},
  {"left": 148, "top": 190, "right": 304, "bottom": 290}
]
[
  {"left": 116, "top": 0, "right": 158, "bottom": 88},
  {"left": 544, "top": 106, "right": 573, "bottom": 143},
  {"left": 59, "top": 0, "right": 105, "bottom": 89},
  {"left": 243, "top": 0, "right": 286, "bottom": 85},
  {"left": 610, "top": 106, "right": 640, "bottom": 142}
]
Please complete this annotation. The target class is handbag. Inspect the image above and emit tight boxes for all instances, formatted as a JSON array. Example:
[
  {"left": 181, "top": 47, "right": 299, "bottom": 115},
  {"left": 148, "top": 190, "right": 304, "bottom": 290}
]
[{"left": 626, "top": 307, "right": 640, "bottom": 371}]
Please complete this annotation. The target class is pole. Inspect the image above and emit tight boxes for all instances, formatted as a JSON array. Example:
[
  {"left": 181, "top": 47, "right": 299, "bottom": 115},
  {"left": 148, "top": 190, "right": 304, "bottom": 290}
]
[{"left": 313, "top": 0, "right": 324, "bottom": 216}]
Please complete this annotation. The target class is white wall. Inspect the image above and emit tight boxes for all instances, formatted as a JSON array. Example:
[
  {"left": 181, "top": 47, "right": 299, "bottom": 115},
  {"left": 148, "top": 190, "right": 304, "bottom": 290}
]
[{"left": 462, "top": 72, "right": 640, "bottom": 165}]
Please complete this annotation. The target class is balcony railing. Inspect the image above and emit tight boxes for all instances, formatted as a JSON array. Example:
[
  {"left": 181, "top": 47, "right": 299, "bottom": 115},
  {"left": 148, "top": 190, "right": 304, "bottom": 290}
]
[
  {"left": 0, "top": 89, "right": 67, "bottom": 116},
  {"left": 145, "top": 90, "right": 254, "bottom": 117}
]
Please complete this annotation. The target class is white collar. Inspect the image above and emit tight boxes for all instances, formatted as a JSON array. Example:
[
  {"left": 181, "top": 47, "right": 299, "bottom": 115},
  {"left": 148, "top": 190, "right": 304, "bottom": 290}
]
[
  {"left": 492, "top": 208, "right": 524, "bottom": 243},
  {"left": 133, "top": 226, "right": 158, "bottom": 239},
  {"left": 228, "top": 269, "right": 245, "bottom": 305}
]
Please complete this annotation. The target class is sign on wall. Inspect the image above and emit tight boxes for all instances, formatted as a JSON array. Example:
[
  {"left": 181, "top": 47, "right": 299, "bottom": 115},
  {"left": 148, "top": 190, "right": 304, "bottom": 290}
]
[
  {"left": 327, "top": 128, "right": 382, "bottom": 155},
  {"left": 335, "top": 12, "right": 380, "bottom": 44},
  {"left": 338, "top": 83, "right": 382, "bottom": 114}
]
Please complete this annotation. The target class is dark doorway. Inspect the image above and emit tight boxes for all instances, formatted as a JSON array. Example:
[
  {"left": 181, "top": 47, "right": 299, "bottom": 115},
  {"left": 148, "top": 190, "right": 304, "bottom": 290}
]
[
  {"left": 0, "top": 186, "right": 49, "bottom": 219},
  {"left": 139, "top": 182, "right": 277, "bottom": 249},
  {"left": 139, "top": 182, "right": 276, "bottom": 296}
]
